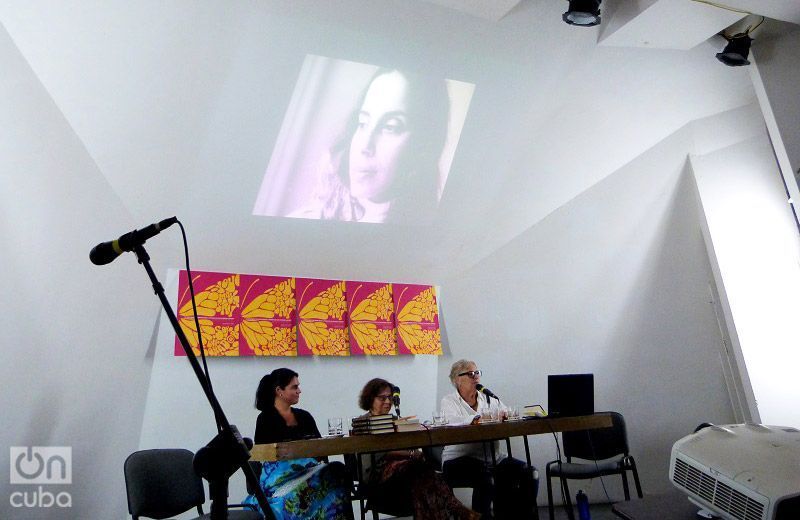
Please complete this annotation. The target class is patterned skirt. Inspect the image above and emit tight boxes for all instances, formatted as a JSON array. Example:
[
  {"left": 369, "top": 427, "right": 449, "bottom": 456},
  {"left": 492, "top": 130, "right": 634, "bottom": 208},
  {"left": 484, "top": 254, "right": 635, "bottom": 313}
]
[{"left": 243, "top": 458, "right": 351, "bottom": 519}]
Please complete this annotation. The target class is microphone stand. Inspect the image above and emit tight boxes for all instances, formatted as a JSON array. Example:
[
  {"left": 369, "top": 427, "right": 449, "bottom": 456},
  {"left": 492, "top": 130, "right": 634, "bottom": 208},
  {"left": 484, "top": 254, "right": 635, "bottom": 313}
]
[{"left": 132, "top": 244, "right": 272, "bottom": 519}]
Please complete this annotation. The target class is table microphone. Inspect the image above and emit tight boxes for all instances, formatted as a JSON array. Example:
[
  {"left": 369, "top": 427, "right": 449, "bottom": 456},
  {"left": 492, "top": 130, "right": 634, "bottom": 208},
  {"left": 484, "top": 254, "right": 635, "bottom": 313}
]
[
  {"left": 476, "top": 384, "right": 499, "bottom": 403},
  {"left": 391, "top": 385, "right": 401, "bottom": 417}
]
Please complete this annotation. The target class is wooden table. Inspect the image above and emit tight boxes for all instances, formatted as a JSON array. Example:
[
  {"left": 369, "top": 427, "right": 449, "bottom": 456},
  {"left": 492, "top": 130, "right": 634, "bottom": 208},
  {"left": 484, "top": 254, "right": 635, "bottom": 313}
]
[{"left": 250, "top": 413, "right": 612, "bottom": 461}]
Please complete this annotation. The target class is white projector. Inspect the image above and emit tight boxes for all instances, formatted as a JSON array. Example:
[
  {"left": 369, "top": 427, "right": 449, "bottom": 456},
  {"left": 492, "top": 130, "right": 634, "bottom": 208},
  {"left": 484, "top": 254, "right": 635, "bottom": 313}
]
[{"left": 670, "top": 423, "right": 800, "bottom": 520}]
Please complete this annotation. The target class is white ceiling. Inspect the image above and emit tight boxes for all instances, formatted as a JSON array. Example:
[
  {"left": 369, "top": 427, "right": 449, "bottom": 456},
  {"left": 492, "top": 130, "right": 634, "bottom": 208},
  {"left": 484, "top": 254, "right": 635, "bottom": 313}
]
[
  {"left": 422, "top": 0, "right": 523, "bottom": 21},
  {"left": 0, "top": 0, "right": 792, "bottom": 283},
  {"left": 428, "top": 0, "right": 800, "bottom": 27}
]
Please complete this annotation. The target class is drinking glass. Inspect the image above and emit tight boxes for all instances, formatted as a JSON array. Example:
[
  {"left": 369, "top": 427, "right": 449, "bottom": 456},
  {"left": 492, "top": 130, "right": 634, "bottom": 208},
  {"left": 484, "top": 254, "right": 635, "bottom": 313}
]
[
  {"left": 327, "top": 417, "right": 343, "bottom": 435},
  {"left": 432, "top": 411, "right": 445, "bottom": 426},
  {"left": 507, "top": 406, "right": 520, "bottom": 421}
]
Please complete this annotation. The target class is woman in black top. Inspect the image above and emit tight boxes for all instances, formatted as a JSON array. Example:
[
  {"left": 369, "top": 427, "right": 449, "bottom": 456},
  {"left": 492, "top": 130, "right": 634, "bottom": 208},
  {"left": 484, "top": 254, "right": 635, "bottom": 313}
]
[{"left": 244, "top": 368, "right": 351, "bottom": 519}]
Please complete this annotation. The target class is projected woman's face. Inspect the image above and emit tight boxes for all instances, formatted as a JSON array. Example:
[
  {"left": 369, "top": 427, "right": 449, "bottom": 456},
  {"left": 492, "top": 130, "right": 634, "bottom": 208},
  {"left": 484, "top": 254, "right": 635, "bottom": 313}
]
[{"left": 348, "top": 71, "right": 412, "bottom": 202}]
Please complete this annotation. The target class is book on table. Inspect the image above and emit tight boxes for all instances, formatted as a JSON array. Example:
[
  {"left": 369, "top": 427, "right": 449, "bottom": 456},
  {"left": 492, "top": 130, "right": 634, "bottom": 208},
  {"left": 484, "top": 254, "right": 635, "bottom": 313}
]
[
  {"left": 351, "top": 414, "right": 396, "bottom": 435},
  {"left": 394, "top": 416, "right": 423, "bottom": 432}
]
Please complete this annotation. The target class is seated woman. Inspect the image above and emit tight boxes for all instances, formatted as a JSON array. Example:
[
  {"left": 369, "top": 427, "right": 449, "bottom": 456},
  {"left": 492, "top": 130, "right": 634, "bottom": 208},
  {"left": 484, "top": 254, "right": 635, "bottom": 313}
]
[
  {"left": 357, "top": 378, "right": 479, "bottom": 520},
  {"left": 441, "top": 360, "right": 533, "bottom": 520},
  {"left": 244, "top": 368, "right": 352, "bottom": 519}
]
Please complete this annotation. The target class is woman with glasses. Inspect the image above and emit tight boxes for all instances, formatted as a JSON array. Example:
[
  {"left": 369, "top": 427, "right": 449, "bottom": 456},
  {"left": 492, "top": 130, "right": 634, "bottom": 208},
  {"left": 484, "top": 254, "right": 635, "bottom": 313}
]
[
  {"left": 441, "top": 360, "right": 532, "bottom": 519},
  {"left": 243, "top": 368, "right": 352, "bottom": 519},
  {"left": 356, "top": 378, "right": 479, "bottom": 520}
]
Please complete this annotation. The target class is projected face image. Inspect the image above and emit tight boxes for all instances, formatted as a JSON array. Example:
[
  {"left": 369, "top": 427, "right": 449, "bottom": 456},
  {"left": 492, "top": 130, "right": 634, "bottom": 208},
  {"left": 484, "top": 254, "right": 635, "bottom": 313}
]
[
  {"left": 348, "top": 70, "right": 412, "bottom": 204},
  {"left": 253, "top": 55, "right": 475, "bottom": 224}
]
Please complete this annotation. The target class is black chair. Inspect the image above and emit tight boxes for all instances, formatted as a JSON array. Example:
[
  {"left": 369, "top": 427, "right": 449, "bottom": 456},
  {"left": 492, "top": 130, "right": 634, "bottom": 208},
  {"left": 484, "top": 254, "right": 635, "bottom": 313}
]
[
  {"left": 124, "top": 448, "right": 261, "bottom": 520},
  {"left": 545, "top": 412, "right": 643, "bottom": 520},
  {"left": 344, "top": 452, "right": 414, "bottom": 520}
]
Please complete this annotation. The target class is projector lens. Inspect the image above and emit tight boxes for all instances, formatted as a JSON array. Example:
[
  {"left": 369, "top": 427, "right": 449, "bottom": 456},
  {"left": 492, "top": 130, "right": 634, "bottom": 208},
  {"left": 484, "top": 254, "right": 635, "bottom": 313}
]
[{"left": 566, "top": 12, "right": 598, "bottom": 25}]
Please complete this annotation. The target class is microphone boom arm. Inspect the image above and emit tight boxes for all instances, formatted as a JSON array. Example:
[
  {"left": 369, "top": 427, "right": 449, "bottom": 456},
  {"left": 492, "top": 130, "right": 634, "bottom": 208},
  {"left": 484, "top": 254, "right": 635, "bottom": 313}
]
[{"left": 131, "top": 244, "right": 272, "bottom": 519}]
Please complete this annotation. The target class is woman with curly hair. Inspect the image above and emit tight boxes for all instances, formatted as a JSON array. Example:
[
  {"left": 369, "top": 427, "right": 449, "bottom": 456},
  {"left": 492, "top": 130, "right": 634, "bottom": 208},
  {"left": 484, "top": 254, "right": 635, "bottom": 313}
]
[{"left": 357, "top": 377, "right": 479, "bottom": 519}]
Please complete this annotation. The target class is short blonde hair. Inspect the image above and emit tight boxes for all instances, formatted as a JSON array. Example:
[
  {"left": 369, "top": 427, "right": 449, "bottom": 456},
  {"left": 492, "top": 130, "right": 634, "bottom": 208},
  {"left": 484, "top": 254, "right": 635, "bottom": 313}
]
[{"left": 449, "top": 359, "right": 476, "bottom": 387}]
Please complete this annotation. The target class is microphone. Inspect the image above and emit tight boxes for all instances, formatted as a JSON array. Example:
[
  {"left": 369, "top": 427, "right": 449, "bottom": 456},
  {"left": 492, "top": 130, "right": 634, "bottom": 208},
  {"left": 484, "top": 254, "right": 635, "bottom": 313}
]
[
  {"left": 90, "top": 217, "right": 178, "bottom": 265},
  {"left": 391, "top": 385, "right": 401, "bottom": 416},
  {"left": 476, "top": 384, "right": 499, "bottom": 402}
]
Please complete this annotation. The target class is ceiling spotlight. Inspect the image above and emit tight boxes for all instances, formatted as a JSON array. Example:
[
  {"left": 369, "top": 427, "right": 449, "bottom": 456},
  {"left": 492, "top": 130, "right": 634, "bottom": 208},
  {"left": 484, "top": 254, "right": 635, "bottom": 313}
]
[
  {"left": 716, "top": 34, "right": 752, "bottom": 66},
  {"left": 563, "top": 0, "right": 602, "bottom": 27}
]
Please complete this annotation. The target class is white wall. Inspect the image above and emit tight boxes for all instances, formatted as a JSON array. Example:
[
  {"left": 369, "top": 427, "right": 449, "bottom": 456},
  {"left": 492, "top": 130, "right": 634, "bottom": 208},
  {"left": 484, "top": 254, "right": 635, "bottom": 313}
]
[
  {"left": 438, "top": 125, "right": 735, "bottom": 502},
  {"left": 0, "top": 24, "right": 157, "bottom": 519},
  {"left": 691, "top": 128, "right": 800, "bottom": 427},
  {"left": 752, "top": 30, "right": 800, "bottom": 206}
]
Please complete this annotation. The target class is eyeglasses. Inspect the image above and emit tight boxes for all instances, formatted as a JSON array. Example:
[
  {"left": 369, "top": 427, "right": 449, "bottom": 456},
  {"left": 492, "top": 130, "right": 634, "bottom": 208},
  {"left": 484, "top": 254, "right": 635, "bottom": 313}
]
[
  {"left": 458, "top": 370, "right": 482, "bottom": 378},
  {"left": 375, "top": 394, "right": 393, "bottom": 401}
]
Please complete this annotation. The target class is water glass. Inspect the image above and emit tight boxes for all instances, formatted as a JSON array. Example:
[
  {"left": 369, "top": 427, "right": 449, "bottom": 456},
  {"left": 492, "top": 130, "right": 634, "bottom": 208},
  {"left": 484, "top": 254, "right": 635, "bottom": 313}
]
[
  {"left": 432, "top": 411, "right": 445, "bottom": 426},
  {"left": 327, "top": 417, "right": 343, "bottom": 435},
  {"left": 507, "top": 406, "right": 520, "bottom": 421}
]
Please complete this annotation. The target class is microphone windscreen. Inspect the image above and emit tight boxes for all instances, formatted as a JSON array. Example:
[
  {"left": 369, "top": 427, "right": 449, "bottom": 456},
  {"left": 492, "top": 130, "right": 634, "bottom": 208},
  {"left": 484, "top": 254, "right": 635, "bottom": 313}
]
[{"left": 89, "top": 241, "right": 121, "bottom": 265}]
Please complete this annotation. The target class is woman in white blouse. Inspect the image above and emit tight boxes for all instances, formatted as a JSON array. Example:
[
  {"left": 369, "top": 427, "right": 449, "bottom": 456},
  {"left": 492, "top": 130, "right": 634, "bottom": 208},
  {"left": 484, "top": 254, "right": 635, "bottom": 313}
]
[{"left": 440, "top": 359, "right": 530, "bottom": 519}]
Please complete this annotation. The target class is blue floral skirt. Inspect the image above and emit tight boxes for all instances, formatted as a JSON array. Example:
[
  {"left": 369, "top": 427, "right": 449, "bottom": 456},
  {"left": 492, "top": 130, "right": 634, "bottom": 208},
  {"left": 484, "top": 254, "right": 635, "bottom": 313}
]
[{"left": 243, "top": 458, "right": 351, "bottom": 519}]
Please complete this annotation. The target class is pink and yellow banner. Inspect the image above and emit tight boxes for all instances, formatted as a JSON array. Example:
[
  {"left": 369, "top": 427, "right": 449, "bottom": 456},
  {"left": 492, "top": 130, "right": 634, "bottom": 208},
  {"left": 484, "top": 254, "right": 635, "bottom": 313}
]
[
  {"left": 296, "top": 278, "right": 350, "bottom": 356},
  {"left": 175, "top": 272, "right": 296, "bottom": 356},
  {"left": 393, "top": 284, "right": 442, "bottom": 355},
  {"left": 347, "top": 281, "right": 397, "bottom": 356},
  {"left": 238, "top": 275, "right": 296, "bottom": 356},
  {"left": 175, "top": 270, "right": 440, "bottom": 357},
  {"left": 176, "top": 271, "right": 241, "bottom": 356}
]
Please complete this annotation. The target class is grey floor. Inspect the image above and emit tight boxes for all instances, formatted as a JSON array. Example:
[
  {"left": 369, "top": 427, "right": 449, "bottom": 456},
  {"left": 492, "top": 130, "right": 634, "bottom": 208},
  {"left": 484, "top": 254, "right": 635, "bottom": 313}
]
[
  {"left": 361, "top": 503, "right": 619, "bottom": 519},
  {"left": 357, "top": 486, "right": 622, "bottom": 519},
  {"left": 539, "top": 503, "right": 618, "bottom": 519}
]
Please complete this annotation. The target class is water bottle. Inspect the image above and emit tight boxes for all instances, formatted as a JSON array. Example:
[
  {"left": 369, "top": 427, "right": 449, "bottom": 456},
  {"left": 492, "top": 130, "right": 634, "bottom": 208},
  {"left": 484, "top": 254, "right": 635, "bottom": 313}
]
[{"left": 576, "top": 489, "right": 591, "bottom": 520}]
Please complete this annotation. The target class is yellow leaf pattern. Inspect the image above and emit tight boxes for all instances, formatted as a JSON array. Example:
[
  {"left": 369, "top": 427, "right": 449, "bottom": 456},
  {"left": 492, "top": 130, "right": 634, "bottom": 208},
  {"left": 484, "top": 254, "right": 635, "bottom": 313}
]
[
  {"left": 351, "top": 322, "right": 397, "bottom": 356},
  {"left": 174, "top": 272, "right": 440, "bottom": 357},
  {"left": 177, "top": 274, "right": 240, "bottom": 356},
  {"left": 178, "top": 274, "right": 240, "bottom": 319},
  {"left": 177, "top": 320, "right": 239, "bottom": 356},
  {"left": 396, "top": 287, "right": 442, "bottom": 355},
  {"left": 242, "top": 320, "right": 297, "bottom": 356},
  {"left": 396, "top": 287, "right": 437, "bottom": 323},
  {"left": 349, "top": 284, "right": 393, "bottom": 322},
  {"left": 205, "top": 323, "right": 240, "bottom": 356},
  {"left": 397, "top": 325, "right": 441, "bottom": 355},
  {"left": 297, "top": 281, "right": 349, "bottom": 356},
  {"left": 299, "top": 282, "right": 346, "bottom": 321},
  {"left": 349, "top": 283, "right": 396, "bottom": 355},
  {"left": 298, "top": 321, "right": 349, "bottom": 356},
  {"left": 241, "top": 278, "right": 296, "bottom": 356},
  {"left": 242, "top": 278, "right": 295, "bottom": 320}
]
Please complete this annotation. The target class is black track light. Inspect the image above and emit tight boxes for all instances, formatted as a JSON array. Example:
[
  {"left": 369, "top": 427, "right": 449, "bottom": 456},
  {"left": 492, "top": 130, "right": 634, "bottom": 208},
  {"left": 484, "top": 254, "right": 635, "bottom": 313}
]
[
  {"left": 716, "top": 35, "right": 752, "bottom": 66},
  {"left": 563, "top": 0, "right": 602, "bottom": 27}
]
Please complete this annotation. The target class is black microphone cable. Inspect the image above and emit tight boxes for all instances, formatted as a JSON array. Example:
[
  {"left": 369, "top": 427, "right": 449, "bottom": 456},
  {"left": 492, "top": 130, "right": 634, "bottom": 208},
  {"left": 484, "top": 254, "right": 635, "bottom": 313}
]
[
  {"left": 90, "top": 218, "right": 221, "bottom": 432},
  {"left": 542, "top": 416, "right": 570, "bottom": 511},
  {"left": 177, "top": 220, "right": 220, "bottom": 431},
  {"left": 586, "top": 424, "right": 613, "bottom": 504}
]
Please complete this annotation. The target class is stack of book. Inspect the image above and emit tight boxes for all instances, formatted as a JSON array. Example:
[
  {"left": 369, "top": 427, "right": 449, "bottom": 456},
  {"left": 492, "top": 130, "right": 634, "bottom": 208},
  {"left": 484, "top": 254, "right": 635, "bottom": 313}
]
[
  {"left": 351, "top": 414, "right": 395, "bottom": 435},
  {"left": 394, "top": 416, "right": 423, "bottom": 432}
]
